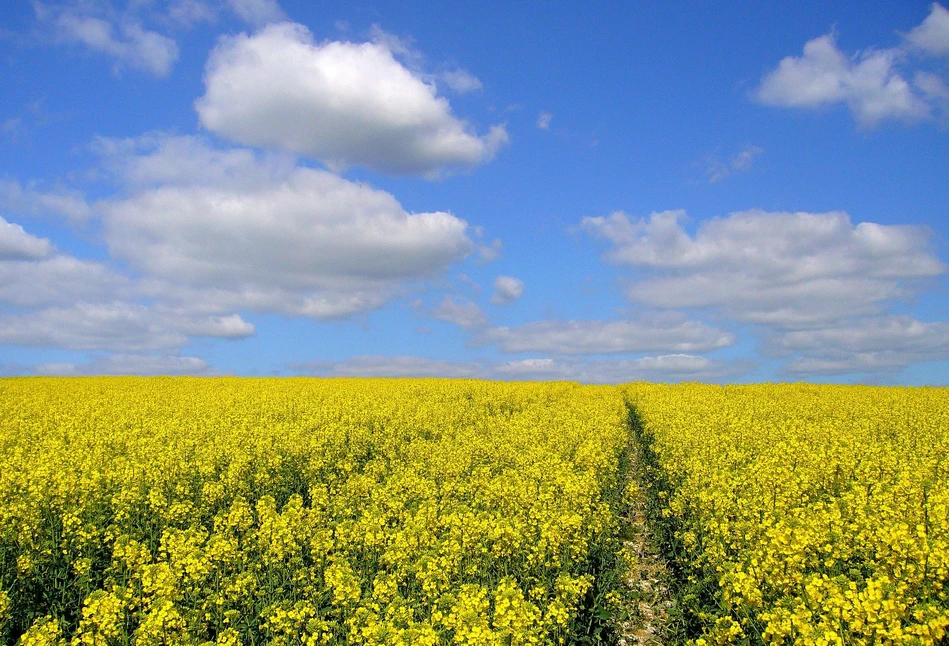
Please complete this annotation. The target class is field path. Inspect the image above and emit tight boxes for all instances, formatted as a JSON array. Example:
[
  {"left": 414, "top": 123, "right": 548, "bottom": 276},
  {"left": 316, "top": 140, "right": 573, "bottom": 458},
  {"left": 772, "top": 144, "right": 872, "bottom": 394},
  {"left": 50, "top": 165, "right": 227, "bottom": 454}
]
[{"left": 611, "top": 404, "right": 678, "bottom": 645}]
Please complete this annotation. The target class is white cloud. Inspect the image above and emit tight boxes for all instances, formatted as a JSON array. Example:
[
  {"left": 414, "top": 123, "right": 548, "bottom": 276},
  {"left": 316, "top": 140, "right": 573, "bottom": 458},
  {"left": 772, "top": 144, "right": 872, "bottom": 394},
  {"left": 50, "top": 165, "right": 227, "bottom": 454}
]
[
  {"left": 481, "top": 315, "right": 733, "bottom": 354},
  {"left": 437, "top": 69, "right": 483, "bottom": 93},
  {"left": 767, "top": 315, "right": 949, "bottom": 375},
  {"left": 291, "top": 353, "right": 747, "bottom": 383},
  {"left": 167, "top": 0, "right": 217, "bottom": 27},
  {"left": 0, "top": 302, "right": 253, "bottom": 351},
  {"left": 0, "top": 179, "right": 93, "bottom": 222},
  {"left": 0, "top": 216, "right": 54, "bottom": 260},
  {"left": 706, "top": 145, "right": 763, "bottom": 183},
  {"left": 477, "top": 238, "right": 503, "bottom": 263},
  {"left": 37, "top": 3, "right": 179, "bottom": 76},
  {"left": 537, "top": 111, "right": 552, "bottom": 130},
  {"left": 582, "top": 209, "right": 945, "bottom": 328},
  {"left": 226, "top": 0, "right": 285, "bottom": 26},
  {"left": 292, "top": 355, "right": 482, "bottom": 379},
  {"left": 0, "top": 256, "right": 130, "bottom": 307},
  {"left": 97, "top": 135, "right": 474, "bottom": 320},
  {"left": 490, "top": 275, "right": 524, "bottom": 305},
  {"left": 36, "top": 353, "right": 210, "bottom": 376},
  {"left": 769, "top": 315, "right": 949, "bottom": 355},
  {"left": 493, "top": 354, "right": 746, "bottom": 383},
  {"left": 195, "top": 23, "right": 508, "bottom": 175},
  {"left": 906, "top": 3, "right": 949, "bottom": 56},
  {"left": 755, "top": 34, "right": 930, "bottom": 126},
  {"left": 430, "top": 295, "right": 488, "bottom": 329},
  {"left": 165, "top": 0, "right": 285, "bottom": 27}
]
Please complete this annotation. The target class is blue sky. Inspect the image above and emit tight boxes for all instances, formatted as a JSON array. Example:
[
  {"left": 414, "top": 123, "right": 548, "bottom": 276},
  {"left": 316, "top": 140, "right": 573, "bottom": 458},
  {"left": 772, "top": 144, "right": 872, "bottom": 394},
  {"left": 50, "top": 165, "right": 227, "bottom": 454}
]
[{"left": 1, "top": 0, "right": 948, "bottom": 383}]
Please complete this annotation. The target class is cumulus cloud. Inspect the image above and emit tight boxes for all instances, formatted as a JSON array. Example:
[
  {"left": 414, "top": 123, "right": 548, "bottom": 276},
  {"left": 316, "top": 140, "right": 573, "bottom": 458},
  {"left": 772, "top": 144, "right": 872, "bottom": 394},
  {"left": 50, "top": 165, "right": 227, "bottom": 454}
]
[
  {"left": 755, "top": 34, "right": 930, "bottom": 126},
  {"left": 0, "top": 303, "right": 253, "bottom": 351},
  {"left": 906, "top": 3, "right": 949, "bottom": 56},
  {"left": 430, "top": 295, "right": 488, "bottom": 329},
  {"left": 480, "top": 315, "right": 733, "bottom": 355},
  {"left": 490, "top": 275, "right": 524, "bottom": 305},
  {"left": 582, "top": 209, "right": 945, "bottom": 328},
  {"left": 36, "top": 353, "right": 210, "bottom": 376},
  {"left": 35, "top": 2, "right": 179, "bottom": 76},
  {"left": 195, "top": 23, "right": 508, "bottom": 175},
  {"left": 536, "top": 112, "right": 552, "bottom": 130},
  {"left": 0, "top": 216, "right": 54, "bottom": 260},
  {"left": 756, "top": 6, "right": 949, "bottom": 126},
  {"left": 96, "top": 135, "right": 474, "bottom": 319}
]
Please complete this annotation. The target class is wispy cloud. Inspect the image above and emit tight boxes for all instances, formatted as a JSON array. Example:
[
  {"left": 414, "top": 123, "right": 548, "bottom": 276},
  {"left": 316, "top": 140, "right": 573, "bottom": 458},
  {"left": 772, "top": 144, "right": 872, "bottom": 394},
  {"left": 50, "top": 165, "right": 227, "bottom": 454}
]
[{"left": 705, "top": 145, "right": 763, "bottom": 183}]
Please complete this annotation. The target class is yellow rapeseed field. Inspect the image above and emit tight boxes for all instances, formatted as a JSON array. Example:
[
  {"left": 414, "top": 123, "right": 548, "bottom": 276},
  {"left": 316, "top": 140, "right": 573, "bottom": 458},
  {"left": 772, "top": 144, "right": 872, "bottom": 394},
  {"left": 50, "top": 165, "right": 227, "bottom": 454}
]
[
  {"left": 0, "top": 378, "right": 628, "bottom": 645},
  {"left": 3, "top": 378, "right": 948, "bottom": 645},
  {"left": 624, "top": 383, "right": 949, "bottom": 645}
]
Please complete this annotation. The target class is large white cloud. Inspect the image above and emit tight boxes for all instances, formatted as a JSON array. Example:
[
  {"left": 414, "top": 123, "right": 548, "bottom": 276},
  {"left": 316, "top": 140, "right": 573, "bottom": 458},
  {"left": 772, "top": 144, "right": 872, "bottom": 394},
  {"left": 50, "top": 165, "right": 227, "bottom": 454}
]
[
  {"left": 480, "top": 315, "right": 733, "bottom": 355},
  {"left": 195, "top": 23, "right": 508, "bottom": 175},
  {"left": 0, "top": 303, "right": 253, "bottom": 351},
  {"left": 582, "top": 209, "right": 945, "bottom": 328},
  {"left": 97, "top": 135, "right": 474, "bottom": 319}
]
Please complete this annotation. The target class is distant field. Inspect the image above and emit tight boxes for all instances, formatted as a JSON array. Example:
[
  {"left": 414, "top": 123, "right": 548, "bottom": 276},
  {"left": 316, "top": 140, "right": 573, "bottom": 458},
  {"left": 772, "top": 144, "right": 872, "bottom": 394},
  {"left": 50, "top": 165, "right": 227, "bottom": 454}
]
[{"left": 0, "top": 378, "right": 947, "bottom": 645}]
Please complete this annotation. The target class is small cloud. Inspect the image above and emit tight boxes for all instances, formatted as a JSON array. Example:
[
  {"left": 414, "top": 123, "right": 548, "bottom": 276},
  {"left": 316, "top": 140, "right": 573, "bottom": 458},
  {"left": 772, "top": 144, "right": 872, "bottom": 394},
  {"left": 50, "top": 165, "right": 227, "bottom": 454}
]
[
  {"left": 490, "top": 275, "right": 524, "bottom": 305},
  {"left": 226, "top": 0, "right": 286, "bottom": 27},
  {"left": 458, "top": 273, "right": 482, "bottom": 294},
  {"left": 478, "top": 238, "right": 503, "bottom": 263},
  {"left": 480, "top": 314, "right": 733, "bottom": 354},
  {"left": 430, "top": 295, "right": 489, "bottom": 329},
  {"left": 537, "top": 111, "right": 552, "bottom": 130},
  {"left": 35, "top": 353, "right": 211, "bottom": 376},
  {"left": 38, "top": 4, "right": 180, "bottom": 77},
  {"left": 437, "top": 69, "right": 483, "bottom": 93},
  {"left": 706, "top": 145, "right": 764, "bottom": 183},
  {"left": 905, "top": 3, "right": 949, "bottom": 57}
]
